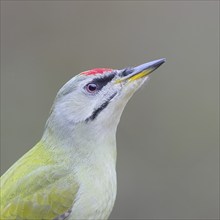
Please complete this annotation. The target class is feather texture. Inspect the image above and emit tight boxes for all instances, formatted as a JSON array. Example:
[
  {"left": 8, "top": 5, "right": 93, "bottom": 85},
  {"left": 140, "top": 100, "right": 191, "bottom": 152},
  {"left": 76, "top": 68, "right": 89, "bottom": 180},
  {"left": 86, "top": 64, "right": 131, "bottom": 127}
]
[{"left": 0, "top": 142, "right": 79, "bottom": 219}]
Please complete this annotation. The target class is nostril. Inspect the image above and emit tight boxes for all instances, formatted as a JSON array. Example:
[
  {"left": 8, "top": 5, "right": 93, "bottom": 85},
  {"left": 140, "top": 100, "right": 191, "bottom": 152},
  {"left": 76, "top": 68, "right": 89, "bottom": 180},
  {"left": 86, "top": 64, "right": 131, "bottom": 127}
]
[{"left": 120, "top": 67, "right": 133, "bottom": 77}]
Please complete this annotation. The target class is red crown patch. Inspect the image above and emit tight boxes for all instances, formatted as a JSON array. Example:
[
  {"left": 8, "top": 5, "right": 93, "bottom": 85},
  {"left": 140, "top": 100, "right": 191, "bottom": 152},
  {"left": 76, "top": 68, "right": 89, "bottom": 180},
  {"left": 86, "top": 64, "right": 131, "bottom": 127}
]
[{"left": 81, "top": 68, "right": 113, "bottom": 76}]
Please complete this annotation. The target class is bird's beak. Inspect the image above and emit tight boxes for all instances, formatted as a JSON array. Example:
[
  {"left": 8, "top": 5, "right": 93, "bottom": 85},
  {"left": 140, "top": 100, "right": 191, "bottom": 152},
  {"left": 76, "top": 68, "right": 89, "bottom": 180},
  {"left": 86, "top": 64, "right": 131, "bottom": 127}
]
[{"left": 115, "top": 58, "right": 166, "bottom": 84}]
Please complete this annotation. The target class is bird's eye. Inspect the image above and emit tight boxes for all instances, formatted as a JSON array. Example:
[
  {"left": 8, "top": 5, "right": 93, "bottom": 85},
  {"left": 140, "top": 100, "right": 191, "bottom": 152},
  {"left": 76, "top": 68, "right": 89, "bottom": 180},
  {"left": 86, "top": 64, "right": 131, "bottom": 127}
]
[{"left": 85, "top": 83, "right": 98, "bottom": 93}]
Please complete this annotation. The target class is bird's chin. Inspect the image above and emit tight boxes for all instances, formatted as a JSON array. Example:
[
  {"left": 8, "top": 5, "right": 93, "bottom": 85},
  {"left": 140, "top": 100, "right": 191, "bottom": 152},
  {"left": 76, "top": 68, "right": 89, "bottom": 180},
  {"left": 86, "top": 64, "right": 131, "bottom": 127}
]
[
  {"left": 134, "top": 75, "right": 150, "bottom": 88},
  {"left": 110, "top": 75, "right": 150, "bottom": 118},
  {"left": 121, "top": 75, "right": 149, "bottom": 97}
]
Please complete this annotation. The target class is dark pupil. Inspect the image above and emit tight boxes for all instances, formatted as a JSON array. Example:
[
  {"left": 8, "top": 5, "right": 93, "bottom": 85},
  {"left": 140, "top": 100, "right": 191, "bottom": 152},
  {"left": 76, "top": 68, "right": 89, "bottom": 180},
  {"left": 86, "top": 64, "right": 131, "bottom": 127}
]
[{"left": 88, "top": 83, "right": 97, "bottom": 92}]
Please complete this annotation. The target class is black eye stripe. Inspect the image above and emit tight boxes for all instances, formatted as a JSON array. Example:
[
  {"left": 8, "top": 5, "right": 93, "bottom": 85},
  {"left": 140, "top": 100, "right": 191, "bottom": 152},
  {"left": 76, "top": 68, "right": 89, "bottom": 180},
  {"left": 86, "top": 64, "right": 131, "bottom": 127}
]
[{"left": 89, "top": 73, "right": 115, "bottom": 90}]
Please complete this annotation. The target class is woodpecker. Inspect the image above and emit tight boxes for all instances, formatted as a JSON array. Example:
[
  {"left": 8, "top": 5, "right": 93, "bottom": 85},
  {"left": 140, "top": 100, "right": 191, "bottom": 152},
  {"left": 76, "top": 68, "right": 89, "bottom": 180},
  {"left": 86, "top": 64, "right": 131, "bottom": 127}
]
[{"left": 0, "top": 58, "right": 165, "bottom": 219}]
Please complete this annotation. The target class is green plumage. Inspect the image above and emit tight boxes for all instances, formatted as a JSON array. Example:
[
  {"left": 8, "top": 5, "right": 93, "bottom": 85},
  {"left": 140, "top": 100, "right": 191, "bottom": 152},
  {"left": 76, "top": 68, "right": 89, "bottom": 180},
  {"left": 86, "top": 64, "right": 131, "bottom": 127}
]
[{"left": 0, "top": 142, "right": 79, "bottom": 219}]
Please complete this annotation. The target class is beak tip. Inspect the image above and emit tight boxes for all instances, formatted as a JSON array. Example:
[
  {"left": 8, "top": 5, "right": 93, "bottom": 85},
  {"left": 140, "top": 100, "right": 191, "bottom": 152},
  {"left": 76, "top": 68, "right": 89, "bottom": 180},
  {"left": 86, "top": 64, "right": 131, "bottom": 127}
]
[
  {"left": 160, "top": 58, "right": 166, "bottom": 65},
  {"left": 134, "top": 58, "right": 166, "bottom": 74},
  {"left": 161, "top": 58, "right": 166, "bottom": 63},
  {"left": 154, "top": 58, "right": 166, "bottom": 65},
  {"left": 149, "top": 58, "right": 166, "bottom": 71}
]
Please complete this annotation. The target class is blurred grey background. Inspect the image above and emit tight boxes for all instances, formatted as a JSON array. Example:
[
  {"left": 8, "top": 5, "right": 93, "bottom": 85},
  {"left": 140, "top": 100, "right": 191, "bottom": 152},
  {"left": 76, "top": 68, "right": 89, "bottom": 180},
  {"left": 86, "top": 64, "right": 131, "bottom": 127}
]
[{"left": 1, "top": 1, "right": 219, "bottom": 219}]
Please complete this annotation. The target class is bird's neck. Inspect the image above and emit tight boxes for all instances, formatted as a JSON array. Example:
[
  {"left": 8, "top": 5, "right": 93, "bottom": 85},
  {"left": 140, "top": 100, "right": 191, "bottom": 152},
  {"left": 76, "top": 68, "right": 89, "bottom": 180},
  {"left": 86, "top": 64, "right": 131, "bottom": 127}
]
[{"left": 41, "top": 112, "right": 117, "bottom": 168}]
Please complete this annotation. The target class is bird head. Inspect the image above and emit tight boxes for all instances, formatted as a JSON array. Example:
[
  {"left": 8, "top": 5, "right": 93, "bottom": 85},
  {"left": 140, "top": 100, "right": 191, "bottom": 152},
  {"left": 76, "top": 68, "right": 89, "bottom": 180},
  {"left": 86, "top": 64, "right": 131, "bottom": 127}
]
[{"left": 44, "top": 59, "right": 165, "bottom": 146}]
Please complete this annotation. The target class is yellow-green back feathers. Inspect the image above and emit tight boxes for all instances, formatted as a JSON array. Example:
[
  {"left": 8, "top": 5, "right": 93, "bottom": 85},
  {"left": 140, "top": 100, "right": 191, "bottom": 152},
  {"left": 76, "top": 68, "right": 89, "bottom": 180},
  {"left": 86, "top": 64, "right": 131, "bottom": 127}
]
[{"left": 0, "top": 141, "right": 79, "bottom": 219}]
